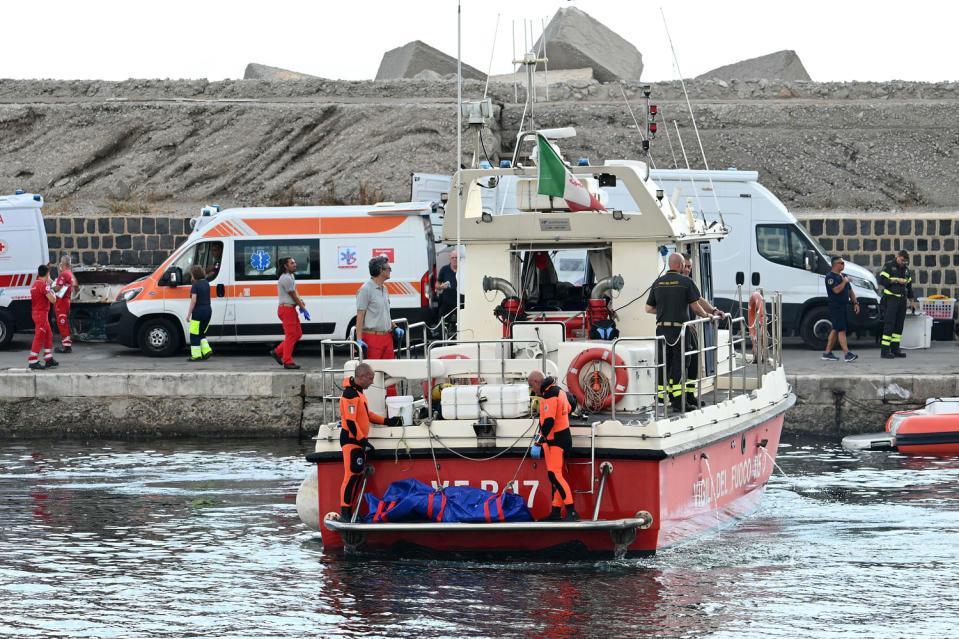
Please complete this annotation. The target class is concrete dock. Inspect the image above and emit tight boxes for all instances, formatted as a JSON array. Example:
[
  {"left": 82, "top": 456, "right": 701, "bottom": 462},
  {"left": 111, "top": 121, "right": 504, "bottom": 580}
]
[{"left": 1, "top": 335, "right": 956, "bottom": 439}]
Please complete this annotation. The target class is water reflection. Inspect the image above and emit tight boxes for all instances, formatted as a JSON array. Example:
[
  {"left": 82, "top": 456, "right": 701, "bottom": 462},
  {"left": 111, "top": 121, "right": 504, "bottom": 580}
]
[{"left": 0, "top": 436, "right": 957, "bottom": 638}]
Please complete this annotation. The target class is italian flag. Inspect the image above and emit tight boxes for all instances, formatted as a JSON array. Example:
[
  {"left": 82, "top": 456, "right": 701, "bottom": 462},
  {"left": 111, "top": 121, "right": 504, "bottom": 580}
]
[{"left": 536, "top": 134, "right": 606, "bottom": 212}]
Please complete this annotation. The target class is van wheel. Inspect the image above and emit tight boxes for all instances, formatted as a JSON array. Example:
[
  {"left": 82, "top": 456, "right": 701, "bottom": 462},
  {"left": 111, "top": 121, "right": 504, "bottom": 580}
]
[
  {"left": 799, "top": 307, "right": 832, "bottom": 350},
  {"left": 138, "top": 317, "right": 180, "bottom": 357},
  {"left": 0, "top": 310, "right": 14, "bottom": 349}
]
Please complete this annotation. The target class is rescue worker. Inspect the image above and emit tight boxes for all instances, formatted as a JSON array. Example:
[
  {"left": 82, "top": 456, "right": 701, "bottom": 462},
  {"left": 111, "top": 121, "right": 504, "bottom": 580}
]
[
  {"left": 205, "top": 242, "right": 223, "bottom": 280},
  {"left": 682, "top": 255, "right": 725, "bottom": 398},
  {"left": 878, "top": 249, "right": 915, "bottom": 359},
  {"left": 645, "top": 253, "right": 710, "bottom": 412},
  {"left": 339, "top": 362, "right": 403, "bottom": 519},
  {"left": 527, "top": 370, "right": 579, "bottom": 522},
  {"left": 186, "top": 264, "right": 213, "bottom": 361},
  {"left": 52, "top": 254, "right": 75, "bottom": 353},
  {"left": 269, "top": 256, "right": 307, "bottom": 369},
  {"left": 356, "top": 256, "right": 403, "bottom": 396},
  {"left": 28, "top": 264, "right": 58, "bottom": 371}
]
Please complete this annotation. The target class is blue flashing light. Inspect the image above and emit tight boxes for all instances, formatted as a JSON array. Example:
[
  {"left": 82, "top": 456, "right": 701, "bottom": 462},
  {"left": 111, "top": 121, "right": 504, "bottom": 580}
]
[
  {"left": 480, "top": 161, "right": 491, "bottom": 169},
  {"left": 727, "top": 167, "right": 738, "bottom": 171},
  {"left": 499, "top": 160, "right": 511, "bottom": 168},
  {"left": 577, "top": 158, "right": 590, "bottom": 166},
  {"left": 33, "top": 195, "right": 42, "bottom": 201},
  {"left": 15, "top": 189, "right": 24, "bottom": 195}
]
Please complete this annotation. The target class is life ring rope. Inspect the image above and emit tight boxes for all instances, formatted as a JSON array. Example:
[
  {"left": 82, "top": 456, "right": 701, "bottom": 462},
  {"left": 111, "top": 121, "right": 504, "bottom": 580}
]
[{"left": 565, "top": 348, "right": 629, "bottom": 410}]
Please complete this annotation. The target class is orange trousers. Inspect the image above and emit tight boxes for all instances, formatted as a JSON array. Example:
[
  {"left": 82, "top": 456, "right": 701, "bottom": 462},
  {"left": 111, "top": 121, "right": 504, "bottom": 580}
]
[{"left": 542, "top": 441, "right": 573, "bottom": 507}]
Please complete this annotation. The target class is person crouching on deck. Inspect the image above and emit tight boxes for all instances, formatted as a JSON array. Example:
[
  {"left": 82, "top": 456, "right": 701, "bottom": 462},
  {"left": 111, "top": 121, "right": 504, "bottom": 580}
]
[
  {"left": 527, "top": 370, "right": 579, "bottom": 522},
  {"left": 339, "top": 362, "right": 403, "bottom": 519}
]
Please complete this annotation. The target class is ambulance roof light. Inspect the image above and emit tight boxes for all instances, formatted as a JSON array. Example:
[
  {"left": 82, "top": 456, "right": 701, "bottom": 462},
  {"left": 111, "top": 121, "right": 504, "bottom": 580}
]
[
  {"left": 577, "top": 158, "right": 590, "bottom": 166},
  {"left": 15, "top": 189, "right": 23, "bottom": 194},
  {"left": 34, "top": 195, "right": 41, "bottom": 201}
]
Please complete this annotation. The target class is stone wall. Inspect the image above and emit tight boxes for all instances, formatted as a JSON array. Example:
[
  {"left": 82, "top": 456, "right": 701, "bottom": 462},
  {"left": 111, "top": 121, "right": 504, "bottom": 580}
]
[
  {"left": 798, "top": 212, "right": 959, "bottom": 298},
  {"left": 44, "top": 214, "right": 190, "bottom": 267}
]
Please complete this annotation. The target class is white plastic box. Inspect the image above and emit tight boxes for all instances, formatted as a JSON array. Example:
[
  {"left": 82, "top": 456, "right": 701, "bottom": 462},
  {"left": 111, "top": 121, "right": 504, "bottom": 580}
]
[
  {"left": 386, "top": 395, "right": 415, "bottom": 425},
  {"left": 900, "top": 313, "right": 932, "bottom": 350},
  {"left": 440, "top": 384, "right": 530, "bottom": 419}
]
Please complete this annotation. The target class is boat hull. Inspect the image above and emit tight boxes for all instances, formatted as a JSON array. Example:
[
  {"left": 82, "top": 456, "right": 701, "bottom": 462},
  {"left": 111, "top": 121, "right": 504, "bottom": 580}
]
[
  {"left": 297, "top": 410, "right": 786, "bottom": 556},
  {"left": 895, "top": 414, "right": 959, "bottom": 455}
]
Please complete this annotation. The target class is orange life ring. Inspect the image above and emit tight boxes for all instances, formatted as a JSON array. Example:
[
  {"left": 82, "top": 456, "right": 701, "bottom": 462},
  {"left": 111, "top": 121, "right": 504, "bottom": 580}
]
[
  {"left": 565, "top": 348, "right": 629, "bottom": 410},
  {"left": 422, "top": 354, "right": 478, "bottom": 398},
  {"left": 747, "top": 292, "right": 765, "bottom": 340}
]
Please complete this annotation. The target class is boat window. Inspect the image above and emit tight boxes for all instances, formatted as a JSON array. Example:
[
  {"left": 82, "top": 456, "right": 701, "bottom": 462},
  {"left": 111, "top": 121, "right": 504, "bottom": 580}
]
[
  {"left": 518, "top": 248, "right": 608, "bottom": 311},
  {"left": 234, "top": 239, "right": 320, "bottom": 282}
]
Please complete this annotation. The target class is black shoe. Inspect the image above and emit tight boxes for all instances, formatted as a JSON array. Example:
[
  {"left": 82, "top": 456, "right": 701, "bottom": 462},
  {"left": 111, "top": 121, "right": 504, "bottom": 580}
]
[
  {"left": 269, "top": 349, "right": 283, "bottom": 366},
  {"left": 893, "top": 347, "right": 907, "bottom": 358},
  {"left": 539, "top": 507, "right": 563, "bottom": 522},
  {"left": 685, "top": 394, "right": 701, "bottom": 409},
  {"left": 54, "top": 346, "right": 72, "bottom": 353},
  {"left": 28, "top": 362, "right": 45, "bottom": 371},
  {"left": 201, "top": 351, "right": 211, "bottom": 360},
  {"left": 670, "top": 398, "right": 684, "bottom": 412},
  {"left": 186, "top": 356, "right": 202, "bottom": 362},
  {"left": 340, "top": 506, "right": 352, "bottom": 519},
  {"left": 284, "top": 363, "right": 301, "bottom": 370},
  {"left": 44, "top": 358, "right": 59, "bottom": 368},
  {"left": 563, "top": 507, "right": 580, "bottom": 522},
  {"left": 881, "top": 346, "right": 895, "bottom": 359}
]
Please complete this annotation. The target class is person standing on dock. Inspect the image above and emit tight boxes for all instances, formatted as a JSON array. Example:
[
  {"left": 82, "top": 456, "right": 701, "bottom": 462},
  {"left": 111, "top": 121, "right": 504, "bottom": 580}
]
[
  {"left": 339, "top": 362, "right": 403, "bottom": 520},
  {"left": 821, "top": 256, "right": 860, "bottom": 362},
  {"left": 186, "top": 265, "right": 213, "bottom": 362},
  {"left": 269, "top": 257, "right": 307, "bottom": 370},
  {"left": 528, "top": 370, "right": 579, "bottom": 522},
  {"left": 52, "top": 254, "right": 75, "bottom": 354},
  {"left": 646, "top": 253, "right": 709, "bottom": 412},
  {"left": 27, "top": 264, "right": 57, "bottom": 371},
  {"left": 878, "top": 250, "right": 915, "bottom": 359}
]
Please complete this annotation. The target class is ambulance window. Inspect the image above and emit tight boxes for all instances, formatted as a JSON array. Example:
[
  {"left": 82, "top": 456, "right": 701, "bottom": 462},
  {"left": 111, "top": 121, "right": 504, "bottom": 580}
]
[
  {"left": 169, "top": 245, "right": 198, "bottom": 279},
  {"left": 234, "top": 239, "right": 320, "bottom": 282}
]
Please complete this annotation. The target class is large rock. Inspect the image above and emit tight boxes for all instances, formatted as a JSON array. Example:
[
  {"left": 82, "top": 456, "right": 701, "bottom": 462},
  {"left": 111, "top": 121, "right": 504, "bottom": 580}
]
[
  {"left": 697, "top": 50, "right": 811, "bottom": 81},
  {"left": 532, "top": 7, "right": 643, "bottom": 83},
  {"left": 375, "top": 41, "right": 485, "bottom": 81},
  {"left": 244, "top": 63, "right": 318, "bottom": 80}
]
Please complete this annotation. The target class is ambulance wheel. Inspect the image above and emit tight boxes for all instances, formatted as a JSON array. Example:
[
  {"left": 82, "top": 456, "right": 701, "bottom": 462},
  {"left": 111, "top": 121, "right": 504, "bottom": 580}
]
[
  {"left": 138, "top": 317, "right": 180, "bottom": 357},
  {"left": 0, "top": 310, "right": 14, "bottom": 349},
  {"left": 799, "top": 306, "right": 832, "bottom": 351}
]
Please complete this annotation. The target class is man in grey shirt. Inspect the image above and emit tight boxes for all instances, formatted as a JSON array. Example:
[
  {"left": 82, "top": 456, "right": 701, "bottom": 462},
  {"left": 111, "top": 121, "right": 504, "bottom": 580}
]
[
  {"left": 270, "top": 256, "right": 307, "bottom": 369},
  {"left": 356, "top": 256, "right": 398, "bottom": 361}
]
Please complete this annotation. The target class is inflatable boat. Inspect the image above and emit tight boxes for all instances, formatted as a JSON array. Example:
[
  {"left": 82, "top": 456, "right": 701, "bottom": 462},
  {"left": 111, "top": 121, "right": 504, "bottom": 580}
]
[{"left": 842, "top": 397, "right": 959, "bottom": 455}]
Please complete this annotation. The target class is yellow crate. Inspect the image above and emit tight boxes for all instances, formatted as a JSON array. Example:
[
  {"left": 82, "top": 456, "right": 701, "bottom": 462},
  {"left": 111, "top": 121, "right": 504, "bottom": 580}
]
[{"left": 917, "top": 297, "right": 956, "bottom": 319}]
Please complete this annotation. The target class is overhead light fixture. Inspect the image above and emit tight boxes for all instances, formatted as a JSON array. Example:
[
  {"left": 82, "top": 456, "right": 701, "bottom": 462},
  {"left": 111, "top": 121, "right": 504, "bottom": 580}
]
[
  {"left": 481, "top": 212, "right": 493, "bottom": 223},
  {"left": 611, "top": 210, "right": 624, "bottom": 220},
  {"left": 656, "top": 189, "right": 664, "bottom": 205}
]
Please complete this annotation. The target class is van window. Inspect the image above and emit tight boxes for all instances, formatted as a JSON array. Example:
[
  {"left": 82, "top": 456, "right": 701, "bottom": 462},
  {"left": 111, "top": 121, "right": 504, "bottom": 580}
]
[
  {"left": 234, "top": 239, "right": 320, "bottom": 281},
  {"left": 756, "top": 224, "right": 813, "bottom": 270}
]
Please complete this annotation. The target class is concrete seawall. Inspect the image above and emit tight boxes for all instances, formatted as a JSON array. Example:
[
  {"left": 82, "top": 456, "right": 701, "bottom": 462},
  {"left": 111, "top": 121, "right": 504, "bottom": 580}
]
[{"left": 2, "top": 370, "right": 956, "bottom": 439}]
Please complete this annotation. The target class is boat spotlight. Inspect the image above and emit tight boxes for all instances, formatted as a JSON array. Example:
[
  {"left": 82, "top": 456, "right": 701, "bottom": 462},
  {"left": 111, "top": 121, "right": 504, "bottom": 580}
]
[
  {"left": 481, "top": 211, "right": 493, "bottom": 223},
  {"left": 611, "top": 210, "right": 624, "bottom": 220},
  {"left": 643, "top": 85, "right": 651, "bottom": 98},
  {"left": 656, "top": 189, "right": 664, "bottom": 205}
]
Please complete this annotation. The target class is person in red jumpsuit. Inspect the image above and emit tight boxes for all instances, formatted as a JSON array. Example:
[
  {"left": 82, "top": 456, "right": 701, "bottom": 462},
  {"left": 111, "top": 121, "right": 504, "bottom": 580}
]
[
  {"left": 28, "top": 264, "right": 58, "bottom": 371},
  {"left": 53, "top": 255, "right": 75, "bottom": 353}
]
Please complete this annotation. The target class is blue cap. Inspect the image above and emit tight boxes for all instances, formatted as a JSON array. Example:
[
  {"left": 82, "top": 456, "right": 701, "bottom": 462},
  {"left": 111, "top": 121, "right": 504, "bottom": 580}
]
[
  {"left": 15, "top": 189, "right": 23, "bottom": 195},
  {"left": 479, "top": 161, "right": 491, "bottom": 169},
  {"left": 577, "top": 158, "right": 590, "bottom": 166},
  {"left": 499, "top": 160, "right": 511, "bottom": 168}
]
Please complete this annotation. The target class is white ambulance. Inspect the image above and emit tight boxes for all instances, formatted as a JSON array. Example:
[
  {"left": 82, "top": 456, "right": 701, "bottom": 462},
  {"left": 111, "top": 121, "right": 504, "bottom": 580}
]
[
  {"left": 0, "top": 191, "right": 48, "bottom": 348},
  {"left": 107, "top": 202, "right": 438, "bottom": 356}
]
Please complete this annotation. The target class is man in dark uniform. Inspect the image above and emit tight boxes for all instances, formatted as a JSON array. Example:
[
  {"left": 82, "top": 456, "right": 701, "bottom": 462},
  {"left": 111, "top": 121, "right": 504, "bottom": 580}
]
[
  {"left": 878, "top": 250, "right": 915, "bottom": 359},
  {"left": 682, "top": 255, "right": 725, "bottom": 398},
  {"left": 646, "top": 253, "right": 710, "bottom": 411}
]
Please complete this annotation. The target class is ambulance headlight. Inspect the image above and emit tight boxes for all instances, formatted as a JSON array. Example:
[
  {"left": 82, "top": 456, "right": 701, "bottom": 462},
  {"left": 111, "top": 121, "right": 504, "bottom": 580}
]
[{"left": 118, "top": 287, "right": 143, "bottom": 302}]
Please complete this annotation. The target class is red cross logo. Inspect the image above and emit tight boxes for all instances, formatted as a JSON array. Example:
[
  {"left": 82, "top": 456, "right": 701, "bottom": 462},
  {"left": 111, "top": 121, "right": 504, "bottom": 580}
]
[{"left": 0, "top": 240, "right": 7, "bottom": 254}]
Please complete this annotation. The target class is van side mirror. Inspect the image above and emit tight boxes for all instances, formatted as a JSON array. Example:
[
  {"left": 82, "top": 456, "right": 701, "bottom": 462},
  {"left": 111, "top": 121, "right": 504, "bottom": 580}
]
[
  {"left": 804, "top": 249, "right": 818, "bottom": 272},
  {"left": 159, "top": 266, "right": 180, "bottom": 287},
  {"left": 735, "top": 272, "right": 745, "bottom": 286},
  {"left": 751, "top": 272, "right": 761, "bottom": 286}
]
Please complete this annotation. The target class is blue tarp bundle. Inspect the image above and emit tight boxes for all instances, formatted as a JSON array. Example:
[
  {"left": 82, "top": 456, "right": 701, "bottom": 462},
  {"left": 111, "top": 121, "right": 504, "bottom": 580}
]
[{"left": 362, "top": 478, "right": 533, "bottom": 523}]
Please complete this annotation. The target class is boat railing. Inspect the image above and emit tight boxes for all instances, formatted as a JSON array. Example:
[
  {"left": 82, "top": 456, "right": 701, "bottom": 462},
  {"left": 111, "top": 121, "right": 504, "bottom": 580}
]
[
  {"left": 319, "top": 337, "right": 366, "bottom": 427},
  {"left": 608, "top": 336, "right": 668, "bottom": 421},
  {"left": 425, "top": 338, "right": 548, "bottom": 422}
]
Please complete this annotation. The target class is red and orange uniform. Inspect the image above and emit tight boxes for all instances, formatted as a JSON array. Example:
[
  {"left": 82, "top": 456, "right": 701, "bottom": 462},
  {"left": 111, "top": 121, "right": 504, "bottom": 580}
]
[
  {"left": 538, "top": 378, "right": 574, "bottom": 510},
  {"left": 339, "top": 376, "right": 386, "bottom": 512}
]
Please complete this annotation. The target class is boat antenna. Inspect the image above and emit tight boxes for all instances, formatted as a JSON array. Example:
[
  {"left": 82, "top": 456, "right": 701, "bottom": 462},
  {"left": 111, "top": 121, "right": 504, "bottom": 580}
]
[
  {"left": 672, "top": 119, "right": 707, "bottom": 220},
  {"left": 455, "top": 0, "right": 463, "bottom": 331},
  {"left": 660, "top": 7, "right": 726, "bottom": 230},
  {"left": 658, "top": 104, "right": 680, "bottom": 168},
  {"left": 619, "top": 85, "right": 656, "bottom": 177},
  {"left": 511, "top": 21, "right": 518, "bottom": 102},
  {"left": 482, "top": 13, "right": 500, "bottom": 100},
  {"left": 510, "top": 20, "right": 549, "bottom": 166},
  {"left": 541, "top": 17, "right": 549, "bottom": 102}
]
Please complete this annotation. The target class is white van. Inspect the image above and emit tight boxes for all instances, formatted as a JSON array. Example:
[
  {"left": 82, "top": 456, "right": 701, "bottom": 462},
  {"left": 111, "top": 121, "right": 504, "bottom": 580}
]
[
  {"left": 411, "top": 168, "right": 882, "bottom": 349},
  {"left": 107, "top": 202, "right": 438, "bottom": 356},
  {"left": 0, "top": 191, "right": 48, "bottom": 348},
  {"left": 645, "top": 168, "right": 881, "bottom": 349}
]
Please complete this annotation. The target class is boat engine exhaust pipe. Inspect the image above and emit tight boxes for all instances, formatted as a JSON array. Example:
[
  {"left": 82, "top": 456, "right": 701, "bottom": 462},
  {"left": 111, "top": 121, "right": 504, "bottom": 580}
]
[
  {"left": 483, "top": 276, "right": 517, "bottom": 298},
  {"left": 591, "top": 274, "right": 625, "bottom": 300}
]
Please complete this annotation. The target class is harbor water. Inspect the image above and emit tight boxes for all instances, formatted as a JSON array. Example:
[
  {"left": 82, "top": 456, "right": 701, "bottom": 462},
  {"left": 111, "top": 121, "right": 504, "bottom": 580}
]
[{"left": 1, "top": 436, "right": 957, "bottom": 638}]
